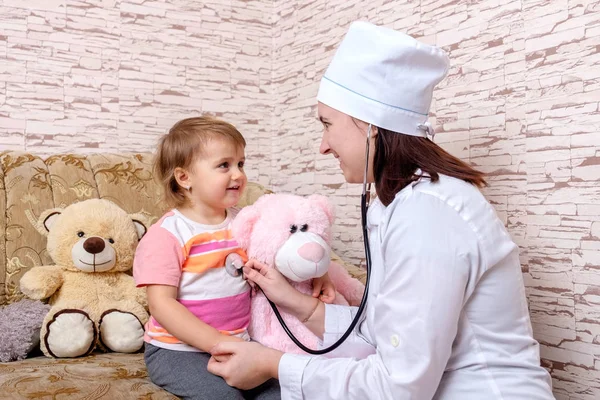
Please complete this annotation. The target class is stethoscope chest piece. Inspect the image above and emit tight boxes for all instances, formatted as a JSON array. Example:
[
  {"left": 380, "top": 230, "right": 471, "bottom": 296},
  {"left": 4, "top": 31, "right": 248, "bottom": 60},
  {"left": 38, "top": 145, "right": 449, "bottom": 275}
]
[{"left": 225, "top": 253, "right": 244, "bottom": 277}]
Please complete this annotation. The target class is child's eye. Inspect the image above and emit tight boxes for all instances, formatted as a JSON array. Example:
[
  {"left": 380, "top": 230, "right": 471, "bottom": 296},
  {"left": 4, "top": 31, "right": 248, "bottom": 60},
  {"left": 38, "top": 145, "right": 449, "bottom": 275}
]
[
  {"left": 238, "top": 161, "right": 245, "bottom": 168},
  {"left": 219, "top": 162, "right": 229, "bottom": 168}
]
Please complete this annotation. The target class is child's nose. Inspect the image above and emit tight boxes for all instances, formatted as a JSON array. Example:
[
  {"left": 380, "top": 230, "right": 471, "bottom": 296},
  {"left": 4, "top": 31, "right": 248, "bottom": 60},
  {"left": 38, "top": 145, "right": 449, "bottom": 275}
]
[{"left": 232, "top": 167, "right": 244, "bottom": 179}]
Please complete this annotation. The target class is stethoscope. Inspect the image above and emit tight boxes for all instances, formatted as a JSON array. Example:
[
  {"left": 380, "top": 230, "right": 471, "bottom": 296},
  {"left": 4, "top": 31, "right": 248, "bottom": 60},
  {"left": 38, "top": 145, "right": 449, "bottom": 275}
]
[{"left": 227, "top": 124, "right": 373, "bottom": 355}]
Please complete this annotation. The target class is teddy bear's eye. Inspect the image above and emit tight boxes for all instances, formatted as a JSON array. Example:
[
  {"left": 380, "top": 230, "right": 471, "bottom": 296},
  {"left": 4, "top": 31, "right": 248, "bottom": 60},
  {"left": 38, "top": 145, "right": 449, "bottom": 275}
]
[
  {"left": 300, "top": 224, "right": 308, "bottom": 232},
  {"left": 77, "top": 231, "right": 85, "bottom": 238},
  {"left": 108, "top": 238, "right": 115, "bottom": 244},
  {"left": 289, "top": 225, "right": 298, "bottom": 234}
]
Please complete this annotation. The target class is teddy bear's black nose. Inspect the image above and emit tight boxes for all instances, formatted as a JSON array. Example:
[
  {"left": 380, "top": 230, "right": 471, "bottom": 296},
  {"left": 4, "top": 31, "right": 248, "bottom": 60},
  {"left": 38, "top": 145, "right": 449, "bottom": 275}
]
[{"left": 83, "top": 237, "right": 105, "bottom": 254}]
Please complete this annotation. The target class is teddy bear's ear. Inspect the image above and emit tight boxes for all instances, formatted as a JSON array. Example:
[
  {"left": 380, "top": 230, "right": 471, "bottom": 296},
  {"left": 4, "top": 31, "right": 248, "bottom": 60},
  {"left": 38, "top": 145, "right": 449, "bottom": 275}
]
[
  {"left": 35, "top": 208, "right": 63, "bottom": 236},
  {"left": 128, "top": 213, "right": 149, "bottom": 240},
  {"left": 231, "top": 206, "right": 260, "bottom": 249},
  {"left": 132, "top": 220, "right": 147, "bottom": 240},
  {"left": 307, "top": 194, "right": 335, "bottom": 224}
]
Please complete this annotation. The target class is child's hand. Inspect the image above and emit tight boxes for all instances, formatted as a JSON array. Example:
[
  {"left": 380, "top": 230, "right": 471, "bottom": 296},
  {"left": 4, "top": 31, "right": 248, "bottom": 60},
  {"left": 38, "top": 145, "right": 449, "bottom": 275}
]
[
  {"left": 312, "top": 272, "right": 336, "bottom": 304},
  {"left": 211, "top": 334, "right": 246, "bottom": 360}
]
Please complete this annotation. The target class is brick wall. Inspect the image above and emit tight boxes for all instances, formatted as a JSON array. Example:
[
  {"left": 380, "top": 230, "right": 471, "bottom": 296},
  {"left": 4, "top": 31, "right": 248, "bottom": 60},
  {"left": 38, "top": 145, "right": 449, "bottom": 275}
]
[
  {"left": 0, "top": 0, "right": 273, "bottom": 186},
  {"left": 1, "top": 0, "right": 600, "bottom": 398}
]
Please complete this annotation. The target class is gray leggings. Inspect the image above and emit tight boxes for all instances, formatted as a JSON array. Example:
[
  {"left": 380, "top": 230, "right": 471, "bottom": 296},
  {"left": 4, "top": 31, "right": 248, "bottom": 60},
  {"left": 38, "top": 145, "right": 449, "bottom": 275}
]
[{"left": 145, "top": 343, "right": 281, "bottom": 400}]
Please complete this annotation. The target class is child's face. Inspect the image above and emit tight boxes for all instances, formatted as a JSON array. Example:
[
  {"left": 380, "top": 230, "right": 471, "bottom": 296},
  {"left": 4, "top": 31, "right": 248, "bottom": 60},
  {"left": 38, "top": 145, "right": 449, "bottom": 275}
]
[{"left": 186, "top": 138, "right": 247, "bottom": 211}]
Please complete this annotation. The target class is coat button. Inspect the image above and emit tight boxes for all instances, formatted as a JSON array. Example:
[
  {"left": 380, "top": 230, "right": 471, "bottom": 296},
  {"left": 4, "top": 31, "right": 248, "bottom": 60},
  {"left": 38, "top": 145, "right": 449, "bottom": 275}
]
[{"left": 391, "top": 334, "right": 399, "bottom": 347}]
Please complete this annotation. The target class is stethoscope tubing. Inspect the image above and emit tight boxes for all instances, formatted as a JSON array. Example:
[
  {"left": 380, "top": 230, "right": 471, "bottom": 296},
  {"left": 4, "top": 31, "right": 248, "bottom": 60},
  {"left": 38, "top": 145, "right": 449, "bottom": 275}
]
[{"left": 264, "top": 125, "right": 373, "bottom": 355}]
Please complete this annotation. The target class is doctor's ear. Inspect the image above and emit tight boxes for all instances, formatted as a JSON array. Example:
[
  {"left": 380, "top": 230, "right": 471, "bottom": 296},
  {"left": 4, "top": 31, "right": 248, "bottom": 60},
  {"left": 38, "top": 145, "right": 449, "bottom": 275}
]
[
  {"left": 370, "top": 126, "right": 379, "bottom": 139},
  {"left": 351, "top": 117, "right": 378, "bottom": 138}
]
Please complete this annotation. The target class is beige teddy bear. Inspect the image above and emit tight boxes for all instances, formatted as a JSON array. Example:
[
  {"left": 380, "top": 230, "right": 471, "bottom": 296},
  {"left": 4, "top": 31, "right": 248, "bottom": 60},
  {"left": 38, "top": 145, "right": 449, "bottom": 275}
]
[{"left": 20, "top": 199, "right": 149, "bottom": 358}]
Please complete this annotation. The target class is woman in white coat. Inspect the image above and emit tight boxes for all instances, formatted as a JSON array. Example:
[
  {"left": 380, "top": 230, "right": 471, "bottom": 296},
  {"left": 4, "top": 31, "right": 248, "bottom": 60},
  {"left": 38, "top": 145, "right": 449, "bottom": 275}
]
[{"left": 208, "top": 21, "right": 555, "bottom": 400}]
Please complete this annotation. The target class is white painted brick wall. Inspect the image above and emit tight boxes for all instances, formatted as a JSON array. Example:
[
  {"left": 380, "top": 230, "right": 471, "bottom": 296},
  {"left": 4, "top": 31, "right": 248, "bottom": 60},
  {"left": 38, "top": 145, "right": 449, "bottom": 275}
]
[{"left": 1, "top": 0, "right": 599, "bottom": 397}]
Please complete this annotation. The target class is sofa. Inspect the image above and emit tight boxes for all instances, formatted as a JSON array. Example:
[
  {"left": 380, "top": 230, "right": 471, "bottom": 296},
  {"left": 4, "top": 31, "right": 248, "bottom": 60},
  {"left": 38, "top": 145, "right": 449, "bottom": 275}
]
[{"left": 0, "top": 151, "right": 366, "bottom": 399}]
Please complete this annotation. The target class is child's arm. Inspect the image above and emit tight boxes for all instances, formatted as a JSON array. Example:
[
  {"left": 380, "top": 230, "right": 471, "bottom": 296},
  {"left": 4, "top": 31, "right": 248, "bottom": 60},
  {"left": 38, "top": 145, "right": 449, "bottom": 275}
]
[
  {"left": 147, "top": 285, "right": 244, "bottom": 353},
  {"left": 134, "top": 224, "right": 244, "bottom": 354},
  {"left": 312, "top": 272, "right": 336, "bottom": 303}
]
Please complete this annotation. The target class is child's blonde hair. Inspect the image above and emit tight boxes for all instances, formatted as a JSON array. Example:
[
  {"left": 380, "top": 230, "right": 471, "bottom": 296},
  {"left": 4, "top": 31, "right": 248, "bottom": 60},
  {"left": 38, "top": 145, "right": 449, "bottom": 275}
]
[{"left": 154, "top": 116, "right": 246, "bottom": 209}]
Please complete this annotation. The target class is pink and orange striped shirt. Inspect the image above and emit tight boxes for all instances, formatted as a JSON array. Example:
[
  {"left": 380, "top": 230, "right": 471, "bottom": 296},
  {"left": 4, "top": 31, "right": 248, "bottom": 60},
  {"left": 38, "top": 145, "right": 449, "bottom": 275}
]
[{"left": 133, "top": 208, "right": 250, "bottom": 352}]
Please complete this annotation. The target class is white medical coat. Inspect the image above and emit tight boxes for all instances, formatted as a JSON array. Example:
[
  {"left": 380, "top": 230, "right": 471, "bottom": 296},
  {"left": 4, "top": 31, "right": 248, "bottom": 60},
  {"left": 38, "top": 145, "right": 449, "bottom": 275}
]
[{"left": 279, "top": 174, "right": 554, "bottom": 399}]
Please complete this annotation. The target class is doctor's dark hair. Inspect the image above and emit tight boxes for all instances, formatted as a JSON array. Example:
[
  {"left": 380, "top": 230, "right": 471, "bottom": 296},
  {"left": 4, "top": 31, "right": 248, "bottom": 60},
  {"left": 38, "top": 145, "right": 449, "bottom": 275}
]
[{"left": 373, "top": 127, "right": 487, "bottom": 206}]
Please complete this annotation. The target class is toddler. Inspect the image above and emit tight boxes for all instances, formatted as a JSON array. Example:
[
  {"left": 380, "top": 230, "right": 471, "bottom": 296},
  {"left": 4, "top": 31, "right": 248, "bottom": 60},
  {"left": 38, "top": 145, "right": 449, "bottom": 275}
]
[{"left": 133, "top": 116, "right": 281, "bottom": 399}]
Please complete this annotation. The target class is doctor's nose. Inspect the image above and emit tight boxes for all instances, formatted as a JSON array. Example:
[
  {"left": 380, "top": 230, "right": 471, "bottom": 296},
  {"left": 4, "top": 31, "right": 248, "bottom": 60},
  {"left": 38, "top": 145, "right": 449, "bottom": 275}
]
[{"left": 319, "top": 138, "right": 330, "bottom": 155}]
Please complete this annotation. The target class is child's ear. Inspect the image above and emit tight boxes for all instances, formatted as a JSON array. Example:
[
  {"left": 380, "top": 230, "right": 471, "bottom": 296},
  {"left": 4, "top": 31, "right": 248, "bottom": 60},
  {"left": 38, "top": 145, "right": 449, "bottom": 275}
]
[
  {"left": 34, "top": 208, "right": 63, "bottom": 236},
  {"left": 231, "top": 205, "right": 261, "bottom": 249},
  {"left": 307, "top": 194, "right": 335, "bottom": 225},
  {"left": 173, "top": 167, "right": 191, "bottom": 190}
]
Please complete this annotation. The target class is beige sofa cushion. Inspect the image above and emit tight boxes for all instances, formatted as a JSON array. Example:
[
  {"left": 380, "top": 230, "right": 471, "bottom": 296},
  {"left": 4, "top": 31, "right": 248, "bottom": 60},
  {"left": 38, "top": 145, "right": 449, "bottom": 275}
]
[{"left": 0, "top": 352, "right": 177, "bottom": 399}]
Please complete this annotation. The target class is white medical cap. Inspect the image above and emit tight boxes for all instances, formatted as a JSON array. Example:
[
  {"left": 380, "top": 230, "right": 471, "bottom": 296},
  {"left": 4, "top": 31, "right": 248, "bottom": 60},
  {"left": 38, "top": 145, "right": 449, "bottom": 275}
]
[{"left": 317, "top": 21, "right": 450, "bottom": 138}]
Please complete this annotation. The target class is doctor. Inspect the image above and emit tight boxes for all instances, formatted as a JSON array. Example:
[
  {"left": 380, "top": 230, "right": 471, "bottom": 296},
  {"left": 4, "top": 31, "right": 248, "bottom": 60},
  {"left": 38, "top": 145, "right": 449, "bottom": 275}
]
[{"left": 208, "top": 21, "right": 555, "bottom": 400}]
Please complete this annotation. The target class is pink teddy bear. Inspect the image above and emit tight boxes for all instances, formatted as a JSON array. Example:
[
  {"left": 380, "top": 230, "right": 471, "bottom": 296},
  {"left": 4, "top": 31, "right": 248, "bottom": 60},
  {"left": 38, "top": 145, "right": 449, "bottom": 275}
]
[{"left": 232, "top": 193, "right": 365, "bottom": 354}]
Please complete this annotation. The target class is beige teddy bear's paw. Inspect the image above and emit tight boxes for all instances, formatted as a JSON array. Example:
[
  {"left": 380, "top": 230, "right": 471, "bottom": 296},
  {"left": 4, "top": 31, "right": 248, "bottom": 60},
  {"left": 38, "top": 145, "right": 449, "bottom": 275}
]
[
  {"left": 45, "top": 310, "right": 96, "bottom": 358},
  {"left": 20, "top": 266, "right": 64, "bottom": 300},
  {"left": 99, "top": 310, "right": 144, "bottom": 353}
]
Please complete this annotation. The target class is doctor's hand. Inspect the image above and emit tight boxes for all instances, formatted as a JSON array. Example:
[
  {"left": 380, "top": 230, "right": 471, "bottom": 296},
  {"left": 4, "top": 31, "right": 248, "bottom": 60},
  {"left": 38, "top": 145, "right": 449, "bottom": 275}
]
[
  {"left": 243, "top": 259, "right": 299, "bottom": 309},
  {"left": 208, "top": 341, "right": 283, "bottom": 390}
]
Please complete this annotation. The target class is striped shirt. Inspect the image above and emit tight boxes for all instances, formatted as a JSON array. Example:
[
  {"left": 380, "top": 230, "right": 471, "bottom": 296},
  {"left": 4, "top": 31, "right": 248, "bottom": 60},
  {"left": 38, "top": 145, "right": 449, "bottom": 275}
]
[{"left": 133, "top": 208, "right": 250, "bottom": 352}]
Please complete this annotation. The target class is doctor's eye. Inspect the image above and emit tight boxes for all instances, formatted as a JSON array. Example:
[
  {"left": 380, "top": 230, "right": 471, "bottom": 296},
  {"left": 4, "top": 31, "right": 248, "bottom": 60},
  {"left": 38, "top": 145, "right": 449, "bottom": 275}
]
[
  {"left": 289, "top": 225, "right": 298, "bottom": 234},
  {"left": 300, "top": 224, "right": 308, "bottom": 232}
]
